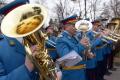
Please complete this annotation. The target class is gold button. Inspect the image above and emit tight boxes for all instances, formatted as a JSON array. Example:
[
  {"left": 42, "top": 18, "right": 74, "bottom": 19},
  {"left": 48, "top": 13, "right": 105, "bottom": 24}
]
[{"left": 9, "top": 40, "right": 15, "bottom": 46}]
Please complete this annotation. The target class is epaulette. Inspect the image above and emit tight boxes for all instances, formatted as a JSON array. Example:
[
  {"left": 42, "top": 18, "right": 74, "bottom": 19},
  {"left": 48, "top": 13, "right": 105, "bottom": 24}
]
[
  {"left": 0, "top": 35, "right": 4, "bottom": 40},
  {"left": 67, "top": 36, "right": 71, "bottom": 39},
  {"left": 58, "top": 34, "right": 63, "bottom": 38},
  {"left": 9, "top": 40, "right": 16, "bottom": 46}
]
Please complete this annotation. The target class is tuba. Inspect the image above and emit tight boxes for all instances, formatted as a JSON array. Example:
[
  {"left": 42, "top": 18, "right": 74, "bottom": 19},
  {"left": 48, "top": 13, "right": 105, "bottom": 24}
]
[
  {"left": 106, "top": 22, "right": 120, "bottom": 41},
  {"left": 105, "top": 18, "right": 120, "bottom": 42},
  {"left": 91, "top": 20, "right": 119, "bottom": 42},
  {"left": 110, "top": 18, "right": 120, "bottom": 35},
  {"left": 1, "top": 4, "right": 57, "bottom": 80}
]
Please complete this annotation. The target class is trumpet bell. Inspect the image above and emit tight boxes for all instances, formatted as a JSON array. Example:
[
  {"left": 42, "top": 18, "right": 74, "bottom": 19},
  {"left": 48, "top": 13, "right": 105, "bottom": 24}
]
[
  {"left": 1, "top": 4, "right": 47, "bottom": 38},
  {"left": 75, "top": 20, "right": 92, "bottom": 32}
]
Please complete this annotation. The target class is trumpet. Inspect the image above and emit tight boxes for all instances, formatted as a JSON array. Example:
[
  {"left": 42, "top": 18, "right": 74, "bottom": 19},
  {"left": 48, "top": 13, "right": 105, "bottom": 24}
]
[
  {"left": 110, "top": 32, "right": 120, "bottom": 38},
  {"left": 102, "top": 35, "right": 118, "bottom": 42},
  {"left": 42, "top": 32, "right": 56, "bottom": 48},
  {"left": 102, "top": 23, "right": 120, "bottom": 41},
  {"left": 92, "top": 31, "right": 118, "bottom": 42},
  {"left": 46, "top": 39, "right": 56, "bottom": 48}
]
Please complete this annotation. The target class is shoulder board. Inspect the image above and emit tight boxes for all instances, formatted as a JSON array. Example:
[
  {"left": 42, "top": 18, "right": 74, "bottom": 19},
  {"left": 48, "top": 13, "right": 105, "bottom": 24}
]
[
  {"left": 58, "top": 34, "right": 63, "bottom": 38},
  {"left": 67, "top": 36, "right": 71, "bottom": 39}
]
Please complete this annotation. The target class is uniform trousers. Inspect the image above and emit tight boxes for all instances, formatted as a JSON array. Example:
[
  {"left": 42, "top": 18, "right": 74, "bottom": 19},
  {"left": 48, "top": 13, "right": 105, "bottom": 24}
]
[
  {"left": 86, "top": 68, "right": 96, "bottom": 80},
  {"left": 96, "top": 60, "right": 104, "bottom": 80}
]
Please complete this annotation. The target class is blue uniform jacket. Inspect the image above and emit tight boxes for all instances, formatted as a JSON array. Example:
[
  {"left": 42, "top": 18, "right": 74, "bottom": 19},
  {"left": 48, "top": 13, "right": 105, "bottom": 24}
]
[
  {"left": 84, "top": 31, "right": 97, "bottom": 69},
  {"left": 102, "top": 40, "right": 113, "bottom": 55},
  {"left": 87, "top": 31, "right": 104, "bottom": 62},
  {"left": 46, "top": 35, "right": 58, "bottom": 61},
  {"left": 0, "top": 34, "right": 36, "bottom": 80},
  {"left": 56, "top": 31, "right": 86, "bottom": 80}
]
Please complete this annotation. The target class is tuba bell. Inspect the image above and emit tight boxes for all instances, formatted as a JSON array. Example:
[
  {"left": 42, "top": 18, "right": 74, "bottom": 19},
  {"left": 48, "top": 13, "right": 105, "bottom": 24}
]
[
  {"left": 106, "top": 19, "right": 120, "bottom": 41},
  {"left": 110, "top": 18, "right": 120, "bottom": 34},
  {"left": 1, "top": 4, "right": 57, "bottom": 80}
]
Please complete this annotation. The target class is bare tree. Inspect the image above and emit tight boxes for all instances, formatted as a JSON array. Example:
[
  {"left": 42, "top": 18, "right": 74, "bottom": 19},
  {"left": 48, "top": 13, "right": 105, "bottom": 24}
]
[
  {"left": 100, "top": 3, "right": 112, "bottom": 19},
  {"left": 110, "top": 0, "right": 120, "bottom": 17},
  {"left": 78, "top": 0, "right": 82, "bottom": 17},
  {"left": 54, "top": 0, "right": 75, "bottom": 21},
  {"left": 72, "top": 0, "right": 101, "bottom": 20},
  {"left": 71, "top": 0, "right": 82, "bottom": 17},
  {"left": 101, "top": 0, "right": 120, "bottom": 19},
  {"left": 54, "top": 0, "right": 65, "bottom": 21},
  {"left": 0, "top": 0, "right": 6, "bottom": 3},
  {"left": 34, "top": 0, "right": 46, "bottom": 5},
  {"left": 0, "top": 0, "right": 6, "bottom": 23},
  {"left": 0, "top": 0, "right": 6, "bottom": 7},
  {"left": 88, "top": 0, "right": 101, "bottom": 20}
]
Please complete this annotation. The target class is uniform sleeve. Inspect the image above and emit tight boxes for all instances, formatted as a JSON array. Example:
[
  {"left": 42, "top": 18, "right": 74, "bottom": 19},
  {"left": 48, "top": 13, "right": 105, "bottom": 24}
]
[
  {"left": 107, "top": 40, "right": 113, "bottom": 44},
  {"left": 0, "top": 65, "right": 32, "bottom": 80},
  {"left": 72, "top": 43, "right": 85, "bottom": 54},
  {"left": 86, "top": 32, "right": 102, "bottom": 48},
  {"left": 62, "top": 38, "right": 85, "bottom": 55},
  {"left": 56, "top": 38, "right": 85, "bottom": 57},
  {"left": 0, "top": 62, "right": 5, "bottom": 76},
  {"left": 90, "top": 37, "right": 102, "bottom": 48},
  {"left": 56, "top": 42, "right": 70, "bottom": 57},
  {"left": 13, "top": 38, "right": 26, "bottom": 55}
]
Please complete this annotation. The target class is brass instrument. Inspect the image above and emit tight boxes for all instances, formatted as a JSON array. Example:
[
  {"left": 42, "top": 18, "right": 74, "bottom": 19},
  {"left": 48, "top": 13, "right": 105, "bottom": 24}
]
[
  {"left": 106, "top": 22, "right": 120, "bottom": 41},
  {"left": 92, "top": 31, "right": 118, "bottom": 42},
  {"left": 109, "top": 33, "right": 120, "bottom": 39},
  {"left": 1, "top": 4, "right": 57, "bottom": 80},
  {"left": 92, "top": 18, "right": 120, "bottom": 42},
  {"left": 102, "top": 35, "right": 118, "bottom": 42},
  {"left": 91, "top": 20, "right": 120, "bottom": 43},
  {"left": 75, "top": 20, "right": 94, "bottom": 60},
  {"left": 46, "top": 39, "right": 56, "bottom": 48},
  {"left": 110, "top": 18, "right": 120, "bottom": 34}
]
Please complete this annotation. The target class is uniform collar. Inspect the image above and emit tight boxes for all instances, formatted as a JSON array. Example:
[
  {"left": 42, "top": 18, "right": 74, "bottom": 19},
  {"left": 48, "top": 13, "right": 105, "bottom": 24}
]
[
  {"left": 62, "top": 30, "right": 71, "bottom": 37},
  {"left": 0, "top": 34, "right": 4, "bottom": 40},
  {"left": 62, "top": 31, "right": 76, "bottom": 40}
]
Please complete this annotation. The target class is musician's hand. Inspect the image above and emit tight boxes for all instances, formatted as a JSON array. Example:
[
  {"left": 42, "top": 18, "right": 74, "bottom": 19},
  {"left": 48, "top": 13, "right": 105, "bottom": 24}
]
[
  {"left": 30, "top": 45, "right": 40, "bottom": 56},
  {"left": 56, "top": 71, "right": 62, "bottom": 80},
  {"left": 105, "top": 29, "right": 110, "bottom": 35},
  {"left": 25, "top": 45, "right": 40, "bottom": 72},
  {"left": 100, "top": 31, "right": 105, "bottom": 37},
  {"left": 25, "top": 56, "right": 34, "bottom": 72},
  {"left": 87, "top": 52, "right": 95, "bottom": 59},
  {"left": 95, "top": 33, "right": 102, "bottom": 38},
  {"left": 80, "top": 38, "right": 89, "bottom": 47},
  {"left": 101, "top": 29, "right": 110, "bottom": 36}
]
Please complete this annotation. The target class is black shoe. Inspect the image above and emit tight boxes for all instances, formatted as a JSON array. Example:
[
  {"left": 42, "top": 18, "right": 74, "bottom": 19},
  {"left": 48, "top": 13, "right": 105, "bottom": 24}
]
[
  {"left": 105, "top": 71, "right": 112, "bottom": 76},
  {"left": 109, "top": 68, "right": 117, "bottom": 71}
]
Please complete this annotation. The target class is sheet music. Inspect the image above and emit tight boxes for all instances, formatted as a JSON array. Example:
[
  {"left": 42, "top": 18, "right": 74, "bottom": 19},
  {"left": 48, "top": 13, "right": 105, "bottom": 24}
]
[{"left": 56, "top": 50, "right": 82, "bottom": 66}]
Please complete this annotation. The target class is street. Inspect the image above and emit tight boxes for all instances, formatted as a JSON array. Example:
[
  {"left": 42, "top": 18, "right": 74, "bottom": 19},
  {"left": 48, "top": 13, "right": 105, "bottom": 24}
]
[{"left": 105, "top": 57, "right": 120, "bottom": 80}]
